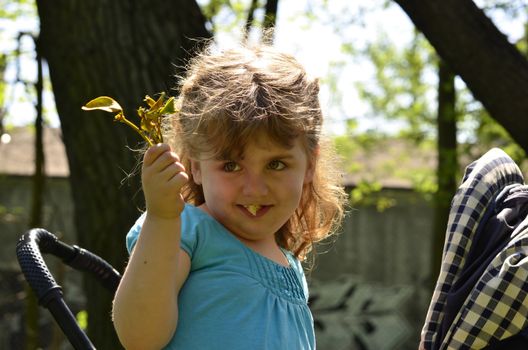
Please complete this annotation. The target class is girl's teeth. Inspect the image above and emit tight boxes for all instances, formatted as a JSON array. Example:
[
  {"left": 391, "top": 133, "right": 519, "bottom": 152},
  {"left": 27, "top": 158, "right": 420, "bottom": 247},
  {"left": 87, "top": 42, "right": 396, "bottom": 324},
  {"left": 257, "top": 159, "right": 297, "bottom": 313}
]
[{"left": 246, "top": 204, "right": 260, "bottom": 216}]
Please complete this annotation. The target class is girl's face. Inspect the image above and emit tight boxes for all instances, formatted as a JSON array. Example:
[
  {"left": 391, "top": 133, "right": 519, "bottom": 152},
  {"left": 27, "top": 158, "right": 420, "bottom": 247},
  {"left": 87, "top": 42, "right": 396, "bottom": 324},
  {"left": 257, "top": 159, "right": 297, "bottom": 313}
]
[{"left": 191, "top": 133, "right": 314, "bottom": 245}]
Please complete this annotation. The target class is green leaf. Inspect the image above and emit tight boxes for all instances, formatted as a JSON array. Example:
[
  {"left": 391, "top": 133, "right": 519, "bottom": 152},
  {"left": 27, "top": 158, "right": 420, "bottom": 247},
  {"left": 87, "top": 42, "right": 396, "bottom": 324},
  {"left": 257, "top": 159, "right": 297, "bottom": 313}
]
[
  {"left": 149, "top": 93, "right": 165, "bottom": 110},
  {"left": 82, "top": 96, "right": 123, "bottom": 113},
  {"left": 159, "top": 96, "right": 175, "bottom": 115},
  {"left": 144, "top": 95, "right": 157, "bottom": 108}
]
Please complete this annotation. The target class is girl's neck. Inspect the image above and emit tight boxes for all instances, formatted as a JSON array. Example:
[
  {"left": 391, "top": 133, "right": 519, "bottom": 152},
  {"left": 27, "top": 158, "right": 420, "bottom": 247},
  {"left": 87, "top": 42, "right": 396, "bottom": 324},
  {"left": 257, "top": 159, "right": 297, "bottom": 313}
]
[{"left": 197, "top": 203, "right": 290, "bottom": 267}]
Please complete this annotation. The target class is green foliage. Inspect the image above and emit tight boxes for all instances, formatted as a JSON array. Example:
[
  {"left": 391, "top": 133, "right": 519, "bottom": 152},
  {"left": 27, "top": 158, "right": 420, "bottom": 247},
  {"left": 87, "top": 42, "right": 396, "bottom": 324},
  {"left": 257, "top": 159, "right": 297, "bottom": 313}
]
[
  {"left": 198, "top": 0, "right": 258, "bottom": 36},
  {"left": 349, "top": 180, "right": 396, "bottom": 211},
  {"left": 0, "top": 54, "right": 7, "bottom": 112},
  {"left": 76, "top": 310, "right": 88, "bottom": 331},
  {"left": 82, "top": 94, "right": 174, "bottom": 146},
  {"left": 200, "top": 0, "right": 231, "bottom": 20},
  {"left": 458, "top": 104, "right": 528, "bottom": 170},
  {"left": 1, "top": 0, "right": 41, "bottom": 129},
  {"left": 477, "top": 114, "right": 525, "bottom": 160},
  {"left": 333, "top": 28, "right": 441, "bottom": 204},
  {"left": 345, "top": 11, "right": 527, "bottom": 199},
  {"left": 477, "top": 0, "right": 528, "bottom": 17},
  {"left": 334, "top": 122, "right": 437, "bottom": 210},
  {"left": 356, "top": 31, "right": 437, "bottom": 142},
  {"left": 0, "top": 0, "right": 35, "bottom": 19},
  {"left": 0, "top": 204, "right": 25, "bottom": 224},
  {"left": 334, "top": 120, "right": 385, "bottom": 174}
]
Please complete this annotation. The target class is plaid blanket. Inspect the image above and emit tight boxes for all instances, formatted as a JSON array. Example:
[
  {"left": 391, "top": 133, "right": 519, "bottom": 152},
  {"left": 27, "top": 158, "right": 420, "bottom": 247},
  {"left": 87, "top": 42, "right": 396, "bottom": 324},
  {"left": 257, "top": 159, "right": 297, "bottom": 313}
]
[{"left": 420, "top": 148, "right": 528, "bottom": 350}]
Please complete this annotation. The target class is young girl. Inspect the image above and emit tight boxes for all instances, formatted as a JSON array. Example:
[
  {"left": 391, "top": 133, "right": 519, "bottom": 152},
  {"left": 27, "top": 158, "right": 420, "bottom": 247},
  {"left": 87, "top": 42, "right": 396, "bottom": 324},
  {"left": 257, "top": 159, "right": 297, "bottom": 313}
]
[{"left": 112, "top": 43, "right": 347, "bottom": 349}]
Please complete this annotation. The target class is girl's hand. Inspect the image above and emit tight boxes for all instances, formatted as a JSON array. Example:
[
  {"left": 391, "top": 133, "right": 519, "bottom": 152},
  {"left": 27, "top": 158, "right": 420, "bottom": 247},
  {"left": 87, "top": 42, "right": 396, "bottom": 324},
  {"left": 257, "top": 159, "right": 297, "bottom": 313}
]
[{"left": 141, "top": 143, "right": 189, "bottom": 219}]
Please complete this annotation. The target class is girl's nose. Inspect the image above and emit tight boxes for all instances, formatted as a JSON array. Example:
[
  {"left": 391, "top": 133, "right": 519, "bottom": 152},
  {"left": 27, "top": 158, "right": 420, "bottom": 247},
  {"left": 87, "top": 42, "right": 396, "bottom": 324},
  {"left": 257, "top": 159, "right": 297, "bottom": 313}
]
[{"left": 242, "top": 171, "right": 269, "bottom": 197}]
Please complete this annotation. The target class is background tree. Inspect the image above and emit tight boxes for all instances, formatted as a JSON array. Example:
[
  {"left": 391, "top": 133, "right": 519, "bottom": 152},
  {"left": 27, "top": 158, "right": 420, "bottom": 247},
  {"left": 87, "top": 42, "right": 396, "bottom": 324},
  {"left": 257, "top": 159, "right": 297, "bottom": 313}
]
[
  {"left": 35, "top": 1, "right": 210, "bottom": 348},
  {"left": 353, "top": 33, "right": 460, "bottom": 286},
  {"left": 393, "top": 0, "right": 528, "bottom": 153},
  {"left": 331, "top": 1, "right": 527, "bottom": 288},
  {"left": 433, "top": 59, "right": 457, "bottom": 285},
  {"left": 389, "top": 0, "right": 528, "bottom": 287}
]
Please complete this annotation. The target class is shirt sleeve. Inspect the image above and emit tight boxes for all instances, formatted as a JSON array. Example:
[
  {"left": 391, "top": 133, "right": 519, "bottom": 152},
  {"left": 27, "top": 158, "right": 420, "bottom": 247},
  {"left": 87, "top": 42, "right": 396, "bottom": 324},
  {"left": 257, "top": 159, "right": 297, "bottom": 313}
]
[
  {"left": 125, "top": 212, "right": 146, "bottom": 253},
  {"left": 124, "top": 204, "right": 200, "bottom": 259},
  {"left": 179, "top": 204, "right": 201, "bottom": 259}
]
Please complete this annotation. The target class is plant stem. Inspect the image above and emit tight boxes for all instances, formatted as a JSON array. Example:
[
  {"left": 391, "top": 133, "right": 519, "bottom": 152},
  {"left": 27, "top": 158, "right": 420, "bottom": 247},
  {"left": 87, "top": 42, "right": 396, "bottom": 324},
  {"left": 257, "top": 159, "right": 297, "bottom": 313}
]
[{"left": 118, "top": 116, "right": 154, "bottom": 146}]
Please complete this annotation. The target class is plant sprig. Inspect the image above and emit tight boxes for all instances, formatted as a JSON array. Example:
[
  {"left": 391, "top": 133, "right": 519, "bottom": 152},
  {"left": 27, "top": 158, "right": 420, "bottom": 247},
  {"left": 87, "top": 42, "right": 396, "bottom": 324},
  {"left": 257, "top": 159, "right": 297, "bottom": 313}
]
[{"left": 82, "top": 93, "right": 175, "bottom": 146}]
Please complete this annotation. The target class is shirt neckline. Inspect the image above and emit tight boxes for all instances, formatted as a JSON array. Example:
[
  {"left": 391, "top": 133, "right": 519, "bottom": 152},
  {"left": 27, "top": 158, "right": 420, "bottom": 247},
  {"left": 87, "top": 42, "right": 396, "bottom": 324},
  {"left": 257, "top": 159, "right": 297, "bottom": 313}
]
[{"left": 189, "top": 204, "right": 294, "bottom": 269}]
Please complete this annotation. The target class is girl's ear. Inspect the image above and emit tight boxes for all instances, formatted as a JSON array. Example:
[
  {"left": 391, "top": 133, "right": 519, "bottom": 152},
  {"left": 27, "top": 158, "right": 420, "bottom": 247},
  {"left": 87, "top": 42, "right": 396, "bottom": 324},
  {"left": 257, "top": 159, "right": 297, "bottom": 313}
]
[
  {"left": 304, "top": 163, "right": 315, "bottom": 184},
  {"left": 191, "top": 160, "right": 202, "bottom": 185}
]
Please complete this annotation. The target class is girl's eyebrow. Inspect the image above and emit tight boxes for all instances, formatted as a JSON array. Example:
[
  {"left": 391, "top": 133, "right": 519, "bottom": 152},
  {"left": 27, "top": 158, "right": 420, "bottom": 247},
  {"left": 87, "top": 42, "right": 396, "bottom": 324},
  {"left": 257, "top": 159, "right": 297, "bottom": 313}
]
[
  {"left": 256, "top": 153, "right": 297, "bottom": 163},
  {"left": 270, "top": 153, "right": 295, "bottom": 160},
  {"left": 214, "top": 152, "right": 295, "bottom": 161},
  {"left": 212, "top": 146, "right": 298, "bottom": 161}
]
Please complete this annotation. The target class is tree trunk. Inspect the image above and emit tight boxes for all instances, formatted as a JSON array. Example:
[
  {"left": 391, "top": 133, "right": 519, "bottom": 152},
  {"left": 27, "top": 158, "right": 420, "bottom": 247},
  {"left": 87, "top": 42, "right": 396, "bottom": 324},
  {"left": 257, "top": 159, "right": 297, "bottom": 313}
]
[
  {"left": 25, "top": 36, "right": 45, "bottom": 350},
  {"left": 35, "top": 1, "right": 210, "bottom": 348},
  {"left": 393, "top": 0, "right": 528, "bottom": 153},
  {"left": 432, "top": 59, "right": 458, "bottom": 289},
  {"left": 244, "top": 0, "right": 279, "bottom": 43},
  {"left": 0, "top": 54, "right": 7, "bottom": 132},
  {"left": 244, "top": 0, "right": 259, "bottom": 41},
  {"left": 263, "top": 0, "right": 279, "bottom": 32}
]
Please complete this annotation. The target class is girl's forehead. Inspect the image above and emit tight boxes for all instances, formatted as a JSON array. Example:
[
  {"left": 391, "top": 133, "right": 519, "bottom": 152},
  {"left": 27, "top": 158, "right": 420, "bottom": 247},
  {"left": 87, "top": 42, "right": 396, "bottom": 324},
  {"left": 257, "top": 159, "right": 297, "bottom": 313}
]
[
  {"left": 246, "top": 131, "right": 293, "bottom": 149},
  {"left": 204, "top": 132, "right": 298, "bottom": 161}
]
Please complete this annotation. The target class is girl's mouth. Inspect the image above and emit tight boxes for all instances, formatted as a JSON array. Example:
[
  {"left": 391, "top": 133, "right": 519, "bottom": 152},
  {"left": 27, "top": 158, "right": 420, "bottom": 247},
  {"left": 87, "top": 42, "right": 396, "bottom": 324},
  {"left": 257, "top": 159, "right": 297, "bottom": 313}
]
[
  {"left": 245, "top": 204, "right": 261, "bottom": 216},
  {"left": 241, "top": 204, "right": 269, "bottom": 217}
]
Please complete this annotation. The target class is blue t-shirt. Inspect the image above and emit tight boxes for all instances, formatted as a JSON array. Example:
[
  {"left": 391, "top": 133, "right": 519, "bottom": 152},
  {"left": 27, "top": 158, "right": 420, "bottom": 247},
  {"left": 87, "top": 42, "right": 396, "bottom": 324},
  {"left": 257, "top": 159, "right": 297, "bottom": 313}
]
[{"left": 126, "top": 204, "right": 315, "bottom": 350}]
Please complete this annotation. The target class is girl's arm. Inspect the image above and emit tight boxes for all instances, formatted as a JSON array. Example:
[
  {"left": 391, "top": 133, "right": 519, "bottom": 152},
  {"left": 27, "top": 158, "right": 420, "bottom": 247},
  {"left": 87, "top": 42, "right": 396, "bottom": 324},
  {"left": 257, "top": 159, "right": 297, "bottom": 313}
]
[{"left": 112, "top": 144, "right": 190, "bottom": 350}]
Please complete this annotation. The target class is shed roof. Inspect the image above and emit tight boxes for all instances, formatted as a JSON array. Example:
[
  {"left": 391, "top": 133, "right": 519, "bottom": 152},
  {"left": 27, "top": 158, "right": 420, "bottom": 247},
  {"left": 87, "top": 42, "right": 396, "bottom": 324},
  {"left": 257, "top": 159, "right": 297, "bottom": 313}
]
[
  {"left": 0, "top": 127, "right": 69, "bottom": 177},
  {"left": 341, "top": 138, "right": 437, "bottom": 189}
]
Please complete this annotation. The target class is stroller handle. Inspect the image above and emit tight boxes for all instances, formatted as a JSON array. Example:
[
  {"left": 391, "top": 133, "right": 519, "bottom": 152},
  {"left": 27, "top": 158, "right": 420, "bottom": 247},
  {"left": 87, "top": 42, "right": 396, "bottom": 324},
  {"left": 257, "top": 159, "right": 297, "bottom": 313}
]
[{"left": 16, "top": 228, "right": 122, "bottom": 350}]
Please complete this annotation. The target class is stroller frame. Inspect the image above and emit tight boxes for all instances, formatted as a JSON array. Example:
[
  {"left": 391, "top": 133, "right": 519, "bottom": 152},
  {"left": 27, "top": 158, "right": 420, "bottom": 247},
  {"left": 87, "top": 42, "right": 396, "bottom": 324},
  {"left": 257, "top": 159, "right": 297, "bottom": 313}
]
[{"left": 16, "top": 228, "right": 121, "bottom": 350}]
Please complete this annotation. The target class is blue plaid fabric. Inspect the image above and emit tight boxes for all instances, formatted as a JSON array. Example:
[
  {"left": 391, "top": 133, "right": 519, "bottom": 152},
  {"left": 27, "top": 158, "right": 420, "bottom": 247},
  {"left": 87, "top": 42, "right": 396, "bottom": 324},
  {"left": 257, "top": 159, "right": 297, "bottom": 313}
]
[{"left": 420, "top": 148, "right": 528, "bottom": 350}]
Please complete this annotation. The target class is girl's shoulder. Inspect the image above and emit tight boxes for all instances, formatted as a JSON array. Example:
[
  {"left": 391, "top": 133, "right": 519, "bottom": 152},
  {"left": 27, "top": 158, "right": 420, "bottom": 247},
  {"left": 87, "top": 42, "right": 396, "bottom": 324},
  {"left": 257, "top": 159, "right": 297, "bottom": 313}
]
[
  {"left": 180, "top": 204, "right": 248, "bottom": 265},
  {"left": 125, "top": 204, "right": 222, "bottom": 254}
]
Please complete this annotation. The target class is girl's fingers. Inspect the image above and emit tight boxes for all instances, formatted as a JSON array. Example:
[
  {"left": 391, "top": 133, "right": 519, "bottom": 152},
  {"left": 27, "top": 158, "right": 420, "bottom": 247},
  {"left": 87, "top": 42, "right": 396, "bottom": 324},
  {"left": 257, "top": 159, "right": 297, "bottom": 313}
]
[
  {"left": 159, "top": 161, "right": 187, "bottom": 183},
  {"left": 144, "top": 147, "right": 183, "bottom": 176},
  {"left": 168, "top": 170, "right": 189, "bottom": 188},
  {"left": 143, "top": 144, "right": 172, "bottom": 167}
]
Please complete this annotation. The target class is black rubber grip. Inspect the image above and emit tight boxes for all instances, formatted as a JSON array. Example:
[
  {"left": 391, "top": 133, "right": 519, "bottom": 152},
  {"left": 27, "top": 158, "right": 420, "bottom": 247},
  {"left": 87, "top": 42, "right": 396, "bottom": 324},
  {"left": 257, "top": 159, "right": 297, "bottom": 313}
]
[
  {"left": 16, "top": 228, "right": 64, "bottom": 306},
  {"left": 16, "top": 228, "right": 121, "bottom": 295},
  {"left": 66, "top": 246, "right": 121, "bottom": 292}
]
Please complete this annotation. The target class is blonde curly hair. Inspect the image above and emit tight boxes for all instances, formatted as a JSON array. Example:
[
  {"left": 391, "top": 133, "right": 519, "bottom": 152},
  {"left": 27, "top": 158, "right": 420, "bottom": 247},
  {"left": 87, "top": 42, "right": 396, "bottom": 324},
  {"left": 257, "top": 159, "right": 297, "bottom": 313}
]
[{"left": 165, "top": 43, "right": 346, "bottom": 260}]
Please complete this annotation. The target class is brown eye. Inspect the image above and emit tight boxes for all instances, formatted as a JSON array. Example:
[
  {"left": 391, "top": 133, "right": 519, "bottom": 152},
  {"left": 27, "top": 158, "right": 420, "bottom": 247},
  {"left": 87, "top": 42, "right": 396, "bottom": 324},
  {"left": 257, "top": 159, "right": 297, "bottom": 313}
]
[
  {"left": 268, "top": 160, "right": 286, "bottom": 170},
  {"left": 223, "top": 161, "right": 240, "bottom": 172}
]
